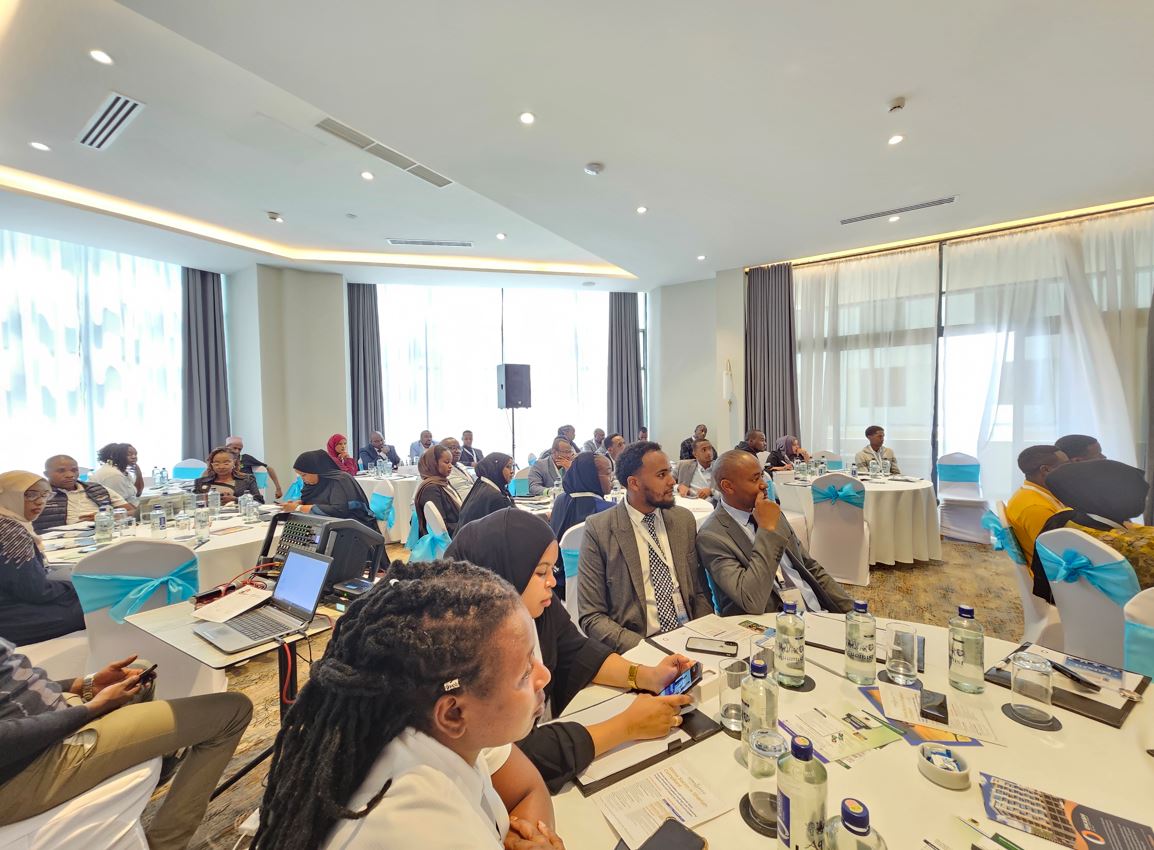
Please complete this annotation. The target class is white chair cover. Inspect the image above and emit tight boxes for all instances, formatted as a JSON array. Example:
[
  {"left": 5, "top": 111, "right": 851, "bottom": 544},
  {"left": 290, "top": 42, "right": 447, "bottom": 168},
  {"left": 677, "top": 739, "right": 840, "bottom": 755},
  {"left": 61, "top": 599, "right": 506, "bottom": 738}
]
[
  {"left": 0, "top": 759, "right": 162, "bottom": 849},
  {"left": 995, "top": 501, "right": 1063, "bottom": 649},
  {"left": 558, "top": 522, "right": 586, "bottom": 630},
  {"left": 1123, "top": 587, "right": 1154, "bottom": 676},
  {"left": 16, "top": 631, "right": 89, "bottom": 680},
  {"left": 937, "top": 452, "right": 989, "bottom": 543},
  {"left": 423, "top": 501, "right": 447, "bottom": 537},
  {"left": 807, "top": 472, "right": 870, "bottom": 587},
  {"left": 74, "top": 541, "right": 226, "bottom": 700},
  {"left": 1036, "top": 528, "right": 1131, "bottom": 667},
  {"left": 755, "top": 451, "right": 770, "bottom": 468}
]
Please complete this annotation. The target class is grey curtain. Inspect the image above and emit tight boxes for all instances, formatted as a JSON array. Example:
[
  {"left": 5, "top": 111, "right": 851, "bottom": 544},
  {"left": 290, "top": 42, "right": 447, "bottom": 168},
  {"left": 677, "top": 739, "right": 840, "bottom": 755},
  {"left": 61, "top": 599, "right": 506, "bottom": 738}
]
[
  {"left": 180, "top": 268, "right": 231, "bottom": 459},
  {"left": 607, "top": 292, "right": 644, "bottom": 440},
  {"left": 745, "top": 263, "right": 801, "bottom": 439},
  {"left": 348, "top": 283, "right": 385, "bottom": 451}
]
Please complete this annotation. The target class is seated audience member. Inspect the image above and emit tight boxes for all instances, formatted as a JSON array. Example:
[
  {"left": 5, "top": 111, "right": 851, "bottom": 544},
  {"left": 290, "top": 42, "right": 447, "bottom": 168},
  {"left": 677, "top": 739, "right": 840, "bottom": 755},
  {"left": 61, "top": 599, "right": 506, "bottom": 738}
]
[
  {"left": 0, "top": 640, "right": 252, "bottom": 848},
  {"left": 768, "top": 435, "right": 810, "bottom": 471},
  {"left": 460, "top": 430, "right": 484, "bottom": 467},
  {"left": 1005, "top": 444, "right": 1069, "bottom": 602},
  {"left": 637, "top": 426, "right": 649, "bottom": 441},
  {"left": 252, "top": 561, "right": 560, "bottom": 850},
  {"left": 326, "top": 434, "right": 358, "bottom": 476},
  {"left": 676, "top": 438, "right": 716, "bottom": 500},
  {"left": 529, "top": 438, "right": 575, "bottom": 496},
  {"left": 414, "top": 446, "right": 462, "bottom": 538},
  {"left": 0, "top": 471, "right": 84, "bottom": 644},
  {"left": 1054, "top": 434, "right": 1106, "bottom": 463},
  {"left": 854, "top": 425, "right": 901, "bottom": 474},
  {"left": 540, "top": 426, "right": 578, "bottom": 460},
  {"left": 578, "top": 442, "right": 713, "bottom": 652},
  {"left": 225, "top": 435, "right": 283, "bottom": 500},
  {"left": 90, "top": 442, "right": 143, "bottom": 507},
  {"left": 33, "top": 454, "right": 130, "bottom": 534},
  {"left": 357, "top": 431, "right": 401, "bottom": 472},
  {"left": 735, "top": 430, "right": 768, "bottom": 455},
  {"left": 439, "top": 437, "right": 475, "bottom": 502},
  {"left": 679, "top": 424, "right": 708, "bottom": 461},
  {"left": 697, "top": 451, "right": 854, "bottom": 616},
  {"left": 549, "top": 453, "right": 615, "bottom": 598},
  {"left": 282, "top": 450, "right": 376, "bottom": 530},
  {"left": 408, "top": 430, "right": 434, "bottom": 462},
  {"left": 446, "top": 511, "right": 692, "bottom": 791},
  {"left": 458, "top": 453, "right": 515, "bottom": 527},
  {"left": 603, "top": 432, "right": 626, "bottom": 479},
  {"left": 582, "top": 428, "right": 606, "bottom": 455},
  {"left": 1042, "top": 459, "right": 1153, "bottom": 590},
  {"left": 194, "top": 447, "right": 264, "bottom": 505}
]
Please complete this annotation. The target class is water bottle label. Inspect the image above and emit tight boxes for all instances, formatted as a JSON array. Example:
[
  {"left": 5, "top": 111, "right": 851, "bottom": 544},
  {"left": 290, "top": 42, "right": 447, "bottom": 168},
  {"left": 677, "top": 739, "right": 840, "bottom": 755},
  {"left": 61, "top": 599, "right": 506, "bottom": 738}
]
[
  {"left": 847, "top": 634, "right": 875, "bottom": 663},
  {"left": 777, "top": 635, "right": 804, "bottom": 667},
  {"left": 778, "top": 790, "right": 791, "bottom": 846},
  {"left": 949, "top": 635, "right": 966, "bottom": 668}
]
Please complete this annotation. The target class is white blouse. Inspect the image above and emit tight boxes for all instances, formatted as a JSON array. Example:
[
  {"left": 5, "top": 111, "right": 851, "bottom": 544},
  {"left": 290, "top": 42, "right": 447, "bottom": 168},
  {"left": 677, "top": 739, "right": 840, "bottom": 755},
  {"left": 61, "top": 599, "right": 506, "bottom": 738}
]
[{"left": 90, "top": 463, "right": 139, "bottom": 506}]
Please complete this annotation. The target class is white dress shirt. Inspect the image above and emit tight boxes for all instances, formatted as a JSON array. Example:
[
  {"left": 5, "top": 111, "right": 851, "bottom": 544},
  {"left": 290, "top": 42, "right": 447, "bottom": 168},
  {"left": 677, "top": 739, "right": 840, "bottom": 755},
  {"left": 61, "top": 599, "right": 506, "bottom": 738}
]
[
  {"left": 326, "top": 729, "right": 511, "bottom": 849},
  {"left": 689, "top": 463, "right": 712, "bottom": 492},
  {"left": 719, "top": 501, "right": 824, "bottom": 613},
  {"left": 623, "top": 501, "right": 688, "bottom": 634}
]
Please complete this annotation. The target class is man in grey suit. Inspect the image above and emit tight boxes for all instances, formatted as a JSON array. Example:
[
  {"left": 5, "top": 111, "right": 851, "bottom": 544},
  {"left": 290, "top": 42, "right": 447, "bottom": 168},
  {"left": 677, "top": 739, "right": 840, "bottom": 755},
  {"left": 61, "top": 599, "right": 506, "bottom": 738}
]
[
  {"left": 528, "top": 436, "right": 575, "bottom": 496},
  {"left": 697, "top": 450, "right": 854, "bottom": 617},
  {"left": 578, "top": 441, "right": 714, "bottom": 652},
  {"left": 676, "top": 437, "right": 715, "bottom": 501}
]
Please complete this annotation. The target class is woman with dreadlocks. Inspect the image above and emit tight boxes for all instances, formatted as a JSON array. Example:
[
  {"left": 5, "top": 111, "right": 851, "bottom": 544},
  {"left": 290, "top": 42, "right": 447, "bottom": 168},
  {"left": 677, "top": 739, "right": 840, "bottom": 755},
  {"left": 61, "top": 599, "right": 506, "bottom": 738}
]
[{"left": 252, "top": 560, "right": 562, "bottom": 850}]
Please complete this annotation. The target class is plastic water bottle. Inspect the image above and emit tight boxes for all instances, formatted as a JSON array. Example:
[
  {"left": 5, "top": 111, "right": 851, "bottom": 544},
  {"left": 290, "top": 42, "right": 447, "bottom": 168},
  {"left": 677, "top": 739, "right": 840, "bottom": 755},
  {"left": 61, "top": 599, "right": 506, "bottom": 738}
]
[
  {"left": 151, "top": 466, "right": 161, "bottom": 485},
  {"left": 850, "top": 463, "right": 859, "bottom": 478},
  {"left": 825, "top": 799, "right": 887, "bottom": 849},
  {"left": 775, "top": 602, "right": 806, "bottom": 687},
  {"left": 845, "top": 600, "right": 876, "bottom": 685},
  {"left": 741, "top": 658, "right": 779, "bottom": 748},
  {"left": 948, "top": 604, "right": 986, "bottom": 693},
  {"left": 195, "top": 506, "right": 210, "bottom": 542},
  {"left": 376, "top": 459, "right": 387, "bottom": 478},
  {"left": 207, "top": 490, "right": 221, "bottom": 519},
  {"left": 160, "top": 467, "right": 170, "bottom": 487},
  {"left": 150, "top": 505, "right": 167, "bottom": 538},
  {"left": 94, "top": 507, "right": 114, "bottom": 544},
  {"left": 777, "top": 735, "right": 827, "bottom": 850}
]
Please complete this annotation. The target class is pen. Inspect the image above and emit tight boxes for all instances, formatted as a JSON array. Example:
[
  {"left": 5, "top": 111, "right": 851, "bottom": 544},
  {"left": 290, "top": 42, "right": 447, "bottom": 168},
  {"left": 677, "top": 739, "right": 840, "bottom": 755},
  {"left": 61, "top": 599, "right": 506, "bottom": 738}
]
[
  {"left": 1048, "top": 659, "right": 1101, "bottom": 692},
  {"left": 959, "top": 817, "right": 1025, "bottom": 850}
]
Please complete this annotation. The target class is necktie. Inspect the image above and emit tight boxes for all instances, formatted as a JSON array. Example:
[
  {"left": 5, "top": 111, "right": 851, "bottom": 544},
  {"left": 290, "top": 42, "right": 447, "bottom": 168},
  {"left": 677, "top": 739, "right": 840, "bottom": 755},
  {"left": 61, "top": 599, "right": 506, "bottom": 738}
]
[
  {"left": 748, "top": 514, "right": 759, "bottom": 532},
  {"left": 641, "top": 513, "right": 681, "bottom": 632}
]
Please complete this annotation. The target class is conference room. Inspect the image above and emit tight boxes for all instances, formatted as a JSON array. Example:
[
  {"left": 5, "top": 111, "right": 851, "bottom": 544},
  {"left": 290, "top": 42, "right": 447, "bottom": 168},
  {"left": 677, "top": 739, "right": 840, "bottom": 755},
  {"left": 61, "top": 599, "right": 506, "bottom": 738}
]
[{"left": 1, "top": 1, "right": 1153, "bottom": 848}]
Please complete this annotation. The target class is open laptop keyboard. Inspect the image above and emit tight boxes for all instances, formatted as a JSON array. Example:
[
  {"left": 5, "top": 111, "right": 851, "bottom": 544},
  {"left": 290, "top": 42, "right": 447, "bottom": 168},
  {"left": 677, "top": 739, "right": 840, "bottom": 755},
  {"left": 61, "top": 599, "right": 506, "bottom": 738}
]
[{"left": 231, "top": 609, "right": 292, "bottom": 640}]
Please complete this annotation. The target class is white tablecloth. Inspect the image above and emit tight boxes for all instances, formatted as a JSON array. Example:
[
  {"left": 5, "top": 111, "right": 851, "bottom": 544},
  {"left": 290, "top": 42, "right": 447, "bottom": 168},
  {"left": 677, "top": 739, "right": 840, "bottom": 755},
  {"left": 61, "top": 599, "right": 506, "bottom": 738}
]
[
  {"left": 777, "top": 477, "right": 942, "bottom": 565},
  {"left": 554, "top": 614, "right": 1154, "bottom": 850},
  {"left": 675, "top": 494, "right": 715, "bottom": 528},
  {"left": 356, "top": 474, "right": 419, "bottom": 544}
]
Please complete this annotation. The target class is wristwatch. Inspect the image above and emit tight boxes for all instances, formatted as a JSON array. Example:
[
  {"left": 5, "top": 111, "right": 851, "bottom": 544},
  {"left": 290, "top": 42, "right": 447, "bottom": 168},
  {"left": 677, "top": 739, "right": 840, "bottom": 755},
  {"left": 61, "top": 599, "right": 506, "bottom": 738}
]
[
  {"left": 627, "top": 664, "right": 640, "bottom": 691},
  {"left": 81, "top": 674, "right": 96, "bottom": 702}
]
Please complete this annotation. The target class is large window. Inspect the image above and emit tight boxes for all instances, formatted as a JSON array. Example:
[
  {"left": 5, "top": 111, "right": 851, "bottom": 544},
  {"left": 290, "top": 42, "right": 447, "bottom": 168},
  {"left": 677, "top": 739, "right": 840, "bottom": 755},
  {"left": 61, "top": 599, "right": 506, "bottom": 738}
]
[{"left": 0, "top": 229, "right": 183, "bottom": 473}]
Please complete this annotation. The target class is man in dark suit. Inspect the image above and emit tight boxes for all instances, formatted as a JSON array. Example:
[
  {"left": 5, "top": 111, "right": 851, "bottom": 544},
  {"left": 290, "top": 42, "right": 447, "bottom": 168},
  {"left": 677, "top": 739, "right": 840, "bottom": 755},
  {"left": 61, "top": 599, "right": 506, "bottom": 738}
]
[
  {"left": 578, "top": 441, "right": 714, "bottom": 652},
  {"left": 679, "top": 424, "right": 708, "bottom": 460},
  {"left": 697, "top": 450, "right": 854, "bottom": 617},
  {"left": 357, "top": 431, "right": 401, "bottom": 472},
  {"left": 460, "top": 430, "right": 484, "bottom": 467}
]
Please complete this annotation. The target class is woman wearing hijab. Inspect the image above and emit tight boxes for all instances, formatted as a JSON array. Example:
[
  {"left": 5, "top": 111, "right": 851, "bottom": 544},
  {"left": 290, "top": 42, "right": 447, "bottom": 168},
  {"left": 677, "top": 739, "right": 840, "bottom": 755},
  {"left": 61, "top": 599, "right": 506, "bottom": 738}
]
[
  {"left": 0, "top": 471, "right": 85, "bottom": 643},
  {"left": 548, "top": 452, "right": 614, "bottom": 598},
  {"left": 326, "top": 434, "right": 358, "bottom": 476},
  {"left": 458, "top": 452, "right": 515, "bottom": 528},
  {"left": 414, "top": 445, "right": 461, "bottom": 538},
  {"left": 767, "top": 435, "right": 810, "bottom": 471},
  {"left": 444, "top": 508, "right": 693, "bottom": 792},
  {"left": 1041, "top": 460, "right": 1153, "bottom": 590},
  {"left": 281, "top": 450, "right": 376, "bottom": 530}
]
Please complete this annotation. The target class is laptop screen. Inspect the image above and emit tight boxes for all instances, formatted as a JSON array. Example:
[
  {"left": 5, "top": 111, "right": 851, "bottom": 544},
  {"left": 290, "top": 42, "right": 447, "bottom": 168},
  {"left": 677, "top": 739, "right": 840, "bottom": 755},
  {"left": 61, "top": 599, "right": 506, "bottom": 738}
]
[{"left": 272, "top": 549, "right": 332, "bottom": 619}]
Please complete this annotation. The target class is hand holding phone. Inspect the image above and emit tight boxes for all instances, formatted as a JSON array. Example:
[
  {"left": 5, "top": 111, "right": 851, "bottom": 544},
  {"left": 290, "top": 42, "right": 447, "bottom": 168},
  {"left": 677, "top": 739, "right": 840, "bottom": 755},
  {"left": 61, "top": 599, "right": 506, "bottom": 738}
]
[
  {"left": 138, "top": 663, "right": 159, "bottom": 685},
  {"left": 659, "top": 661, "right": 703, "bottom": 697}
]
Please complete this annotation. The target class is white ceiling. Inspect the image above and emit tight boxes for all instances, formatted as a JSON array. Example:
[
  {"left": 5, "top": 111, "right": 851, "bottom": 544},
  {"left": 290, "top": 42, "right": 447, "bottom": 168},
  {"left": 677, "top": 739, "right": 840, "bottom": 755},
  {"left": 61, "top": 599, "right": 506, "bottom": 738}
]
[{"left": 4, "top": 0, "right": 1154, "bottom": 288}]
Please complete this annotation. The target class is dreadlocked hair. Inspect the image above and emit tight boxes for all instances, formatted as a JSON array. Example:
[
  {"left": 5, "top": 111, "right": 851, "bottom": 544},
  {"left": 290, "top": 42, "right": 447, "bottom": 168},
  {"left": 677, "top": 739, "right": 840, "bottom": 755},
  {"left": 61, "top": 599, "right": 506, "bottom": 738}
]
[{"left": 251, "top": 559, "right": 523, "bottom": 850}]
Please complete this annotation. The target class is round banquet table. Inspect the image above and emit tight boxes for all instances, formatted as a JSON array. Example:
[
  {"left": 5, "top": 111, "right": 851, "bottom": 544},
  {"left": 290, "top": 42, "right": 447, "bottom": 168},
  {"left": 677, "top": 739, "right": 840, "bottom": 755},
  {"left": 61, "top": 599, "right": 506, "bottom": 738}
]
[
  {"left": 777, "top": 476, "right": 942, "bottom": 565},
  {"left": 355, "top": 474, "right": 419, "bottom": 544},
  {"left": 553, "top": 614, "right": 1154, "bottom": 850}
]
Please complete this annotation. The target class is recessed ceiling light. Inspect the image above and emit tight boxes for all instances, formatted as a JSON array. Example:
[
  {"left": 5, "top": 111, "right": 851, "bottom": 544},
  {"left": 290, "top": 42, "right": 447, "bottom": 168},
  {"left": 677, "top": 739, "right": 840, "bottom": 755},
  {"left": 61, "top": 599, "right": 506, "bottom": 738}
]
[
  {"left": 697, "top": 255, "right": 706, "bottom": 261},
  {"left": 89, "top": 49, "right": 114, "bottom": 65},
  {"left": 519, "top": 112, "right": 536, "bottom": 125},
  {"left": 888, "top": 215, "right": 900, "bottom": 222},
  {"left": 360, "top": 171, "right": 374, "bottom": 181},
  {"left": 28, "top": 142, "right": 50, "bottom": 152},
  {"left": 636, "top": 206, "right": 648, "bottom": 215},
  {"left": 495, "top": 232, "right": 507, "bottom": 240},
  {"left": 346, "top": 213, "right": 358, "bottom": 219},
  {"left": 584, "top": 162, "right": 604, "bottom": 176},
  {"left": 267, "top": 211, "right": 284, "bottom": 223},
  {"left": 888, "top": 134, "right": 904, "bottom": 145}
]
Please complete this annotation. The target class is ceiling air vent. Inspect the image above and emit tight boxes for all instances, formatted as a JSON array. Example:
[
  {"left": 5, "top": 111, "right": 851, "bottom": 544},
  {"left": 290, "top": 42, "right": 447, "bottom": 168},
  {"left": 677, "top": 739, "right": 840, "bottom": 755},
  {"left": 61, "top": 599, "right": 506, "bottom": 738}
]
[
  {"left": 316, "top": 117, "right": 374, "bottom": 150},
  {"left": 406, "top": 164, "right": 453, "bottom": 188},
  {"left": 840, "top": 195, "right": 956, "bottom": 225},
  {"left": 387, "top": 238, "right": 474, "bottom": 248},
  {"left": 315, "top": 116, "right": 453, "bottom": 188},
  {"left": 78, "top": 92, "right": 145, "bottom": 150}
]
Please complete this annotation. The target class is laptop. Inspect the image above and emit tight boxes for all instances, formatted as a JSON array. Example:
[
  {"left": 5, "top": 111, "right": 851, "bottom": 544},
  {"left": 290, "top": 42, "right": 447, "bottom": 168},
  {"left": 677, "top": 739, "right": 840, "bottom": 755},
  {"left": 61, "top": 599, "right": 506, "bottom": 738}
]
[{"left": 193, "top": 549, "right": 333, "bottom": 653}]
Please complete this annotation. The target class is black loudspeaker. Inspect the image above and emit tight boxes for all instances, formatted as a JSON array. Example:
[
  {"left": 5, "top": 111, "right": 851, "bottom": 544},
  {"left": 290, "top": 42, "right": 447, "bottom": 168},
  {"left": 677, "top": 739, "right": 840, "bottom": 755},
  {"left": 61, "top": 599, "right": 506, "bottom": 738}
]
[{"left": 497, "top": 363, "right": 531, "bottom": 409}]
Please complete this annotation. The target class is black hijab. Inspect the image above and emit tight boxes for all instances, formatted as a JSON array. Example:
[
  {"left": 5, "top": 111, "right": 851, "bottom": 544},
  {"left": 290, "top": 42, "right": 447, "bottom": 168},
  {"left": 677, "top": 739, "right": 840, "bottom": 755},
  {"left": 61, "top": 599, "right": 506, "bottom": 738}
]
[
  {"left": 475, "top": 452, "right": 513, "bottom": 496},
  {"left": 292, "top": 449, "right": 375, "bottom": 529},
  {"left": 1045, "top": 459, "right": 1148, "bottom": 525},
  {"left": 549, "top": 452, "right": 610, "bottom": 540}
]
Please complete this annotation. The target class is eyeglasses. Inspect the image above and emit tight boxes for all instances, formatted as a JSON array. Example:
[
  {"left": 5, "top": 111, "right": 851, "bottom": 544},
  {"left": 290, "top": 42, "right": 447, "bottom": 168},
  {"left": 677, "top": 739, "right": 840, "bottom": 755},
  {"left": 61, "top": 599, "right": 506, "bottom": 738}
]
[{"left": 24, "top": 489, "right": 51, "bottom": 502}]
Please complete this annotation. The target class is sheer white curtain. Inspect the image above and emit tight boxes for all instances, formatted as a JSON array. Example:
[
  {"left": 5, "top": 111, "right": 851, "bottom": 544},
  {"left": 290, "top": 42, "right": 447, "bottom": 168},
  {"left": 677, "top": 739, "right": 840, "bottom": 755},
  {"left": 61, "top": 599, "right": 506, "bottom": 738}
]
[
  {"left": 0, "top": 229, "right": 183, "bottom": 473},
  {"left": 794, "top": 246, "right": 939, "bottom": 477}
]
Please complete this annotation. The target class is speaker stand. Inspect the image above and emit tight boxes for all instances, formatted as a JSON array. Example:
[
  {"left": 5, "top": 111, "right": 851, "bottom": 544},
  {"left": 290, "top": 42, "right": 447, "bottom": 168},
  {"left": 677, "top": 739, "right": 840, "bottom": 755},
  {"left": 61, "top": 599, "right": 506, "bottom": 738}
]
[{"left": 511, "top": 408, "right": 517, "bottom": 467}]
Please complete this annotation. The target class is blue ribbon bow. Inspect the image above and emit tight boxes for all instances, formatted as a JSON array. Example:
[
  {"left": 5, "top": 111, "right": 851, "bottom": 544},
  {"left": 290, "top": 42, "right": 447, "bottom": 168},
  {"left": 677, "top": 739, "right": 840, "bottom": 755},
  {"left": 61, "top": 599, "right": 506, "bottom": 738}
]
[
  {"left": 72, "top": 557, "right": 199, "bottom": 624},
  {"left": 812, "top": 483, "right": 865, "bottom": 509},
  {"left": 981, "top": 511, "right": 1026, "bottom": 566},
  {"left": 370, "top": 492, "right": 396, "bottom": 528},
  {"left": 404, "top": 506, "right": 421, "bottom": 550},
  {"left": 1035, "top": 543, "right": 1139, "bottom": 608},
  {"left": 560, "top": 548, "right": 580, "bottom": 580},
  {"left": 410, "top": 530, "right": 451, "bottom": 562},
  {"left": 1124, "top": 621, "right": 1154, "bottom": 678}
]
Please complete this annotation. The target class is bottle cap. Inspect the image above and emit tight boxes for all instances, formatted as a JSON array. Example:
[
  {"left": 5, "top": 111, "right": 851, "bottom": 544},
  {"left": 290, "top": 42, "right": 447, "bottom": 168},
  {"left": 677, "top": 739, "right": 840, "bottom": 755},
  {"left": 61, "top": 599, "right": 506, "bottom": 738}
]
[
  {"left": 782, "top": 601, "right": 797, "bottom": 614},
  {"left": 751, "top": 659, "right": 768, "bottom": 677},
  {"left": 791, "top": 735, "right": 813, "bottom": 760},
  {"left": 958, "top": 604, "right": 975, "bottom": 619},
  {"left": 840, "top": 798, "right": 870, "bottom": 835},
  {"left": 853, "top": 599, "right": 868, "bottom": 613}
]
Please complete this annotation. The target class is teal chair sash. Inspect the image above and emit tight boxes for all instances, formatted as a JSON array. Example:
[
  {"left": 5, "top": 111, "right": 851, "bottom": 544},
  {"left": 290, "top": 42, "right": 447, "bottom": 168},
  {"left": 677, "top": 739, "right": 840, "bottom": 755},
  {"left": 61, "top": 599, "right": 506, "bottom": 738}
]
[
  {"left": 284, "top": 476, "right": 304, "bottom": 501},
  {"left": 824, "top": 459, "right": 844, "bottom": 471},
  {"left": 73, "top": 557, "right": 199, "bottom": 624},
  {"left": 561, "top": 548, "right": 579, "bottom": 580},
  {"left": 937, "top": 463, "right": 981, "bottom": 483},
  {"left": 254, "top": 471, "right": 269, "bottom": 489},
  {"left": 812, "top": 483, "right": 865, "bottom": 509},
  {"left": 405, "top": 506, "right": 421, "bottom": 550},
  {"left": 370, "top": 492, "right": 396, "bottom": 528},
  {"left": 509, "top": 477, "right": 530, "bottom": 497},
  {"left": 410, "top": 530, "right": 450, "bottom": 562},
  {"left": 1036, "top": 543, "right": 1139, "bottom": 607},
  {"left": 981, "top": 511, "right": 1026, "bottom": 566},
  {"left": 765, "top": 477, "right": 777, "bottom": 502},
  {"left": 1124, "top": 621, "right": 1154, "bottom": 677},
  {"left": 172, "top": 465, "right": 203, "bottom": 481}
]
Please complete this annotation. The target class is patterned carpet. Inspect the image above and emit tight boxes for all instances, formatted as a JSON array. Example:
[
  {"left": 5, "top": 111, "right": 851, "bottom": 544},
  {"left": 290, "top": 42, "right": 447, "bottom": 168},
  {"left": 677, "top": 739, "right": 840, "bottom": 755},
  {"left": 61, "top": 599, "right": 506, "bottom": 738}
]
[{"left": 172, "top": 540, "right": 1022, "bottom": 849}]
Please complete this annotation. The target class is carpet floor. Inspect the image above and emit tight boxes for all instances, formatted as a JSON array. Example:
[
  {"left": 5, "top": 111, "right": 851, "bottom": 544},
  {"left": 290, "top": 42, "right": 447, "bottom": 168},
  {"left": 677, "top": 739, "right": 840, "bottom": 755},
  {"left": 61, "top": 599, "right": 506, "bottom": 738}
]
[{"left": 168, "top": 540, "right": 1021, "bottom": 849}]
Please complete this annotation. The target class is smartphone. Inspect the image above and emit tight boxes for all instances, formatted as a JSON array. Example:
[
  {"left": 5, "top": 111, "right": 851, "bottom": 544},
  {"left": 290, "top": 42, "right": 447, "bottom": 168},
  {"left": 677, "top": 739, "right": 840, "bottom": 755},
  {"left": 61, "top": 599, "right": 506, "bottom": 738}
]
[
  {"left": 659, "top": 661, "right": 703, "bottom": 697},
  {"left": 637, "top": 819, "right": 707, "bottom": 850},
  {"left": 919, "top": 688, "right": 949, "bottom": 724},
  {"left": 685, "top": 637, "right": 739, "bottom": 657},
  {"left": 137, "top": 663, "right": 159, "bottom": 685}
]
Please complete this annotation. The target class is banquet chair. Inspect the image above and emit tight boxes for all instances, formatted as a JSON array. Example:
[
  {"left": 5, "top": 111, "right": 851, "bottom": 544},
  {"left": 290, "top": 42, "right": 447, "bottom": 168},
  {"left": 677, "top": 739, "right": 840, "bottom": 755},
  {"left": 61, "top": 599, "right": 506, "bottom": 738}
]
[
  {"left": 755, "top": 451, "right": 770, "bottom": 469},
  {"left": 0, "top": 759, "right": 163, "bottom": 850},
  {"left": 807, "top": 472, "right": 870, "bottom": 586},
  {"left": 16, "top": 630, "right": 89, "bottom": 679},
  {"left": 558, "top": 522, "right": 586, "bottom": 629},
  {"left": 1035, "top": 528, "right": 1136, "bottom": 667},
  {"left": 1123, "top": 588, "right": 1154, "bottom": 677},
  {"left": 994, "top": 501, "right": 1063, "bottom": 649},
  {"left": 509, "top": 466, "right": 531, "bottom": 497},
  {"left": 71, "top": 541, "right": 226, "bottom": 700},
  {"left": 368, "top": 476, "right": 396, "bottom": 540},
  {"left": 77, "top": 466, "right": 92, "bottom": 482},
  {"left": 171, "top": 459, "right": 208, "bottom": 481},
  {"left": 814, "top": 451, "right": 843, "bottom": 471},
  {"left": 410, "top": 502, "right": 451, "bottom": 562},
  {"left": 937, "top": 452, "right": 990, "bottom": 543}
]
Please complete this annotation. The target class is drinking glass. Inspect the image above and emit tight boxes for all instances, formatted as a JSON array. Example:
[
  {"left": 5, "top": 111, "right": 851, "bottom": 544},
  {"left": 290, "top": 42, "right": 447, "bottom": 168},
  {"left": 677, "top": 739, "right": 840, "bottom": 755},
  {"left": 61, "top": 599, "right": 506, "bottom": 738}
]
[
  {"left": 183, "top": 492, "right": 197, "bottom": 515},
  {"left": 121, "top": 516, "right": 137, "bottom": 537},
  {"left": 869, "top": 460, "right": 881, "bottom": 480},
  {"left": 793, "top": 460, "right": 804, "bottom": 481},
  {"left": 885, "top": 624, "right": 918, "bottom": 685},
  {"left": 173, "top": 512, "right": 195, "bottom": 540},
  {"left": 1009, "top": 652, "right": 1054, "bottom": 725},
  {"left": 720, "top": 658, "right": 749, "bottom": 732},
  {"left": 112, "top": 507, "right": 128, "bottom": 536},
  {"left": 747, "top": 729, "right": 787, "bottom": 828},
  {"left": 881, "top": 460, "right": 892, "bottom": 476}
]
